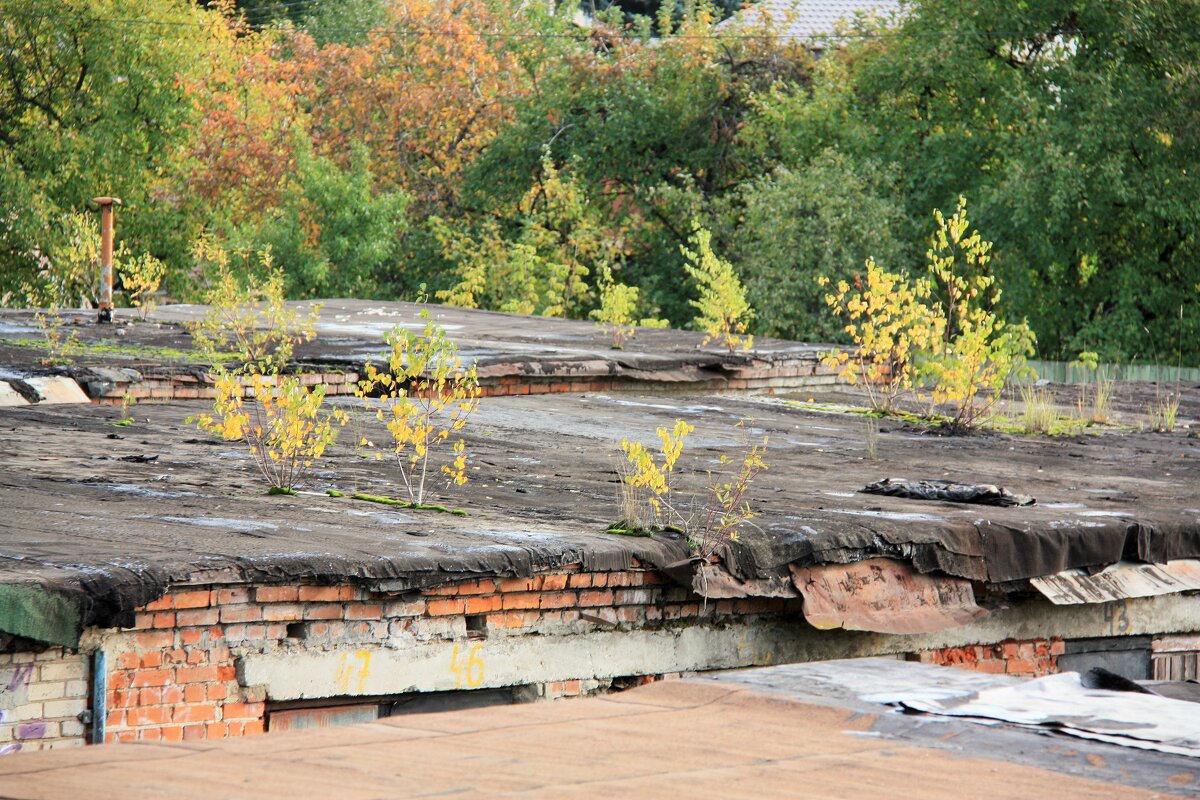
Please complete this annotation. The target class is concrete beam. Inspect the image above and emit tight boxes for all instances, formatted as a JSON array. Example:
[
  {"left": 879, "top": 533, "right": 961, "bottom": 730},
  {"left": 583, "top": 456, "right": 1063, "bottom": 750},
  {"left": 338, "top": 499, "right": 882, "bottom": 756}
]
[{"left": 239, "top": 593, "right": 1200, "bottom": 701}]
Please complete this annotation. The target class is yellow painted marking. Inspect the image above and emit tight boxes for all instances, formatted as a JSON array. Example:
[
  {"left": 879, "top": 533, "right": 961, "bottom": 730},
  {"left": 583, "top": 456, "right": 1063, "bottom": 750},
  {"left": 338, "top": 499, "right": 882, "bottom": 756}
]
[
  {"left": 449, "top": 642, "right": 486, "bottom": 689},
  {"left": 335, "top": 649, "right": 372, "bottom": 694}
]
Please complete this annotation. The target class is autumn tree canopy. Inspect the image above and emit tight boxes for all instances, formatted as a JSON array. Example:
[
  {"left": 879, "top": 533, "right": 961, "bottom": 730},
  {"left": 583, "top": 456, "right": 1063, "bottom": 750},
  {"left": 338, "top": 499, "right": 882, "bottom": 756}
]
[{"left": 1, "top": 0, "right": 1197, "bottom": 363}]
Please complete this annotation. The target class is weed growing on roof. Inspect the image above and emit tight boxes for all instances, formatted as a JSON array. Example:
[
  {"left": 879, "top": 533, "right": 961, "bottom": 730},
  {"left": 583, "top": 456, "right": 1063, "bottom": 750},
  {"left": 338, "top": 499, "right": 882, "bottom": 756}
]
[
  {"left": 1071, "top": 351, "right": 1115, "bottom": 424},
  {"left": 186, "top": 237, "right": 341, "bottom": 492},
  {"left": 326, "top": 489, "right": 468, "bottom": 516},
  {"left": 31, "top": 307, "right": 80, "bottom": 366},
  {"left": 111, "top": 392, "right": 137, "bottom": 427},
  {"left": 1018, "top": 384, "right": 1057, "bottom": 435},
  {"left": 617, "top": 418, "right": 693, "bottom": 532},
  {"left": 820, "top": 197, "right": 1035, "bottom": 431},
  {"left": 121, "top": 252, "right": 167, "bottom": 321},
  {"left": 862, "top": 417, "right": 880, "bottom": 461},
  {"left": 681, "top": 224, "right": 753, "bottom": 353},
  {"left": 590, "top": 266, "right": 668, "bottom": 349},
  {"left": 921, "top": 198, "right": 1037, "bottom": 430},
  {"left": 690, "top": 433, "right": 768, "bottom": 560},
  {"left": 613, "top": 419, "right": 767, "bottom": 558},
  {"left": 191, "top": 372, "right": 346, "bottom": 493},
  {"left": 1144, "top": 306, "right": 1186, "bottom": 434},
  {"left": 1, "top": 337, "right": 221, "bottom": 364},
  {"left": 819, "top": 259, "right": 939, "bottom": 412},
  {"left": 356, "top": 309, "right": 481, "bottom": 507},
  {"left": 187, "top": 237, "right": 318, "bottom": 374},
  {"left": 1147, "top": 388, "right": 1180, "bottom": 433}
]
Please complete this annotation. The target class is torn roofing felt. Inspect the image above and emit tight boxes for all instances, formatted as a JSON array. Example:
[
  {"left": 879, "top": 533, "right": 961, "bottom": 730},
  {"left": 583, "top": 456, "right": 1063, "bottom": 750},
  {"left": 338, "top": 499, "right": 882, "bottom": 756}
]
[
  {"left": 718, "top": 513, "right": 1200, "bottom": 585},
  {"left": 860, "top": 478, "right": 1035, "bottom": 507},
  {"left": 0, "top": 518, "right": 698, "bottom": 643}
]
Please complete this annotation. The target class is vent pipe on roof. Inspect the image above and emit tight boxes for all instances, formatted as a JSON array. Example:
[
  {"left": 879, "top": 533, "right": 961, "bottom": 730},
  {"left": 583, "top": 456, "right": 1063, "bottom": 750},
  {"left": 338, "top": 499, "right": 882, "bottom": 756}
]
[{"left": 91, "top": 197, "right": 122, "bottom": 324}]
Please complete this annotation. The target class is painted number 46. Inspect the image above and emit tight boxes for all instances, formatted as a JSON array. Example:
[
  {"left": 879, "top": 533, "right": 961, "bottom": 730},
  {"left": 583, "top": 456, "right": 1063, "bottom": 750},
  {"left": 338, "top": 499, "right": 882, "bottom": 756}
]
[{"left": 449, "top": 642, "right": 485, "bottom": 689}]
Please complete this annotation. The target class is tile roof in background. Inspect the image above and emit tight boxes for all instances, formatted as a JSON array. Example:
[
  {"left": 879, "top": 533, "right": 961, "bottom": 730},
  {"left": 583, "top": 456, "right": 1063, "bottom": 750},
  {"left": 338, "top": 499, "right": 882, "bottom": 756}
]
[{"left": 719, "top": 0, "right": 904, "bottom": 43}]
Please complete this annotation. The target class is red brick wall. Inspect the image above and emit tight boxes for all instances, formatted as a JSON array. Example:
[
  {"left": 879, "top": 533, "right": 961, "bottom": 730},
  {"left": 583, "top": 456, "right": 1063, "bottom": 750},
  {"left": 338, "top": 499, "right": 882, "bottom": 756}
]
[
  {"left": 911, "top": 638, "right": 1065, "bottom": 676},
  {"left": 103, "top": 563, "right": 803, "bottom": 743}
]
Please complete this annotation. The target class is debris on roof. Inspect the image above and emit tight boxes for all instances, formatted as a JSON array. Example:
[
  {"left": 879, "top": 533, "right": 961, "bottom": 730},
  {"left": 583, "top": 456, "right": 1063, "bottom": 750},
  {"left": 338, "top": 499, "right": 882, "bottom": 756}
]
[{"left": 861, "top": 477, "right": 1036, "bottom": 507}]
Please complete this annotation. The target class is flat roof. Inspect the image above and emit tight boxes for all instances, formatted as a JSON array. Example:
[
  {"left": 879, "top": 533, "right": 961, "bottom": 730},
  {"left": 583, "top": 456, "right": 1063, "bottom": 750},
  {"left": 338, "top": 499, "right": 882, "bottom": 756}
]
[
  {"left": 0, "top": 660, "right": 1192, "bottom": 799},
  {"left": 1, "top": 302, "right": 1198, "bottom": 640}
]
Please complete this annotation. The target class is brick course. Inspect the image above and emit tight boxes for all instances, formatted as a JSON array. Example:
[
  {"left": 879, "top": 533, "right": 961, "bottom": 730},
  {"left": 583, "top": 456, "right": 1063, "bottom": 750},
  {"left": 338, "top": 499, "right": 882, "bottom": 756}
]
[
  {"left": 89, "top": 362, "right": 841, "bottom": 405},
  {"left": 94, "top": 561, "right": 794, "bottom": 745},
  {"left": 0, "top": 566, "right": 1089, "bottom": 755},
  {"left": 911, "top": 638, "right": 1065, "bottom": 676},
  {"left": 0, "top": 648, "right": 89, "bottom": 753}
]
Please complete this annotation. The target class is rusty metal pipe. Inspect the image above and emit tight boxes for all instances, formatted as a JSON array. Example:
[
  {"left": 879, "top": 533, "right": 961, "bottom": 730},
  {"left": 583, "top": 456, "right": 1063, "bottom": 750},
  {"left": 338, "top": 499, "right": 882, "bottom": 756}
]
[{"left": 91, "top": 196, "right": 121, "bottom": 323}]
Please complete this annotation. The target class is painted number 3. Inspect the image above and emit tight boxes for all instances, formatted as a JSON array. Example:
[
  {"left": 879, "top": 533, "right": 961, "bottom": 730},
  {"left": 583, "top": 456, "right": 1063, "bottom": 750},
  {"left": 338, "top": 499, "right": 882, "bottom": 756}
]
[
  {"left": 1103, "top": 600, "right": 1132, "bottom": 636},
  {"left": 449, "top": 642, "right": 485, "bottom": 689}
]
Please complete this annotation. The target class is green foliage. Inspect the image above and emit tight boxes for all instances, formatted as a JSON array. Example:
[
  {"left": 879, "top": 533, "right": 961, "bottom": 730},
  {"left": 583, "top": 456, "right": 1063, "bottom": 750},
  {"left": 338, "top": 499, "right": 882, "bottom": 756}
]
[
  {"left": 795, "top": 0, "right": 1200, "bottom": 362},
  {"left": 121, "top": 253, "right": 167, "bottom": 320},
  {"left": 251, "top": 143, "right": 408, "bottom": 299},
  {"left": 462, "top": 12, "right": 812, "bottom": 325},
  {"left": 920, "top": 198, "right": 1036, "bottom": 430},
  {"left": 681, "top": 224, "right": 753, "bottom": 352},
  {"left": 590, "top": 266, "right": 668, "bottom": 349},
  {"left": 31, "top": 307, "right": 80, "bottom": 365},
  {"left": 1147, "top": 390, "right": 1181, "bottom": 434},
  {"left": 1018, "top": 384, "right": 1057, "bottom": 435},
  {"left": 435, "top": 154, "right": 624, "bottom": 318},
  {"left": 730, "top": 152, "right": 907, "bottom": 342},
  {"left": 187, "top": 239, "right": 318, "bottom": 374},
  {"left": 1, "top": 0, "right": 1196, "bottom": 369},
  {"left": 19, "top": 211, "right": 102, "bottom": 309},
  {"left": 0, "top": 0, "right": 208, "bottom": 304}
]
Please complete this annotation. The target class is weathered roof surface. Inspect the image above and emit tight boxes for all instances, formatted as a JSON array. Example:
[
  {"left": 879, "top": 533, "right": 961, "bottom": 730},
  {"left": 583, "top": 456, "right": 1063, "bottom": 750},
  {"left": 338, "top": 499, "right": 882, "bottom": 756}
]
[
  {"left": 1, "top": 300, "right": 1199, "bottom": 644},
  {"left": 1, "top": 365, "right": 1197, "bottom": 644},
  {"left": 0, "top": 662, "right": 1191, "bottom": 799},
  {"left": 719, "top": 0, "right": 902, "bottom": 42},
  {"left": 157, "top": 299, "right": 835, "bottom": 381},
  {"left": 0, "top": 301, "right": 836, "bottom": 401}
]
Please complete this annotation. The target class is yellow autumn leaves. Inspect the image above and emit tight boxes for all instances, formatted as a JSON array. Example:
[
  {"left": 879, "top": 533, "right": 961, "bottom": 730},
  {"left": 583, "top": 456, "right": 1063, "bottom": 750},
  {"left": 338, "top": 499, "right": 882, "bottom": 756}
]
[
  {"left": 190, "top": 260, "right": 479, "bottom": 501},
  {"left": 618, "top": 419, "right": 768, "bottom": 559},
  {"left": 820, "top": 197, "right": 1036, "bottom": 429},
  {"left": 356, "top": 310, "right": 481, "bottom": 506}
]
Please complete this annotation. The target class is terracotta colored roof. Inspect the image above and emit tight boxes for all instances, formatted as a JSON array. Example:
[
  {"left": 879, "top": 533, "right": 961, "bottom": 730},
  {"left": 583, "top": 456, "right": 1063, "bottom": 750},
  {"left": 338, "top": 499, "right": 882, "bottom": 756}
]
[{"left": 0, "top": 673, "right": 1189, "bottom": 798}]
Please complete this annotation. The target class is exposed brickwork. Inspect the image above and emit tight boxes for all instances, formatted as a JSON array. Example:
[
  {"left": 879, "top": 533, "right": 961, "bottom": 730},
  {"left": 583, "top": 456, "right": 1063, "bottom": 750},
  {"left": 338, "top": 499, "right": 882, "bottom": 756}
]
[
  {"left": 2, "top": 573, "right": 1144, "bottom": 755},
  {"left": 87, "top": 361, "right": 841, "bottom": 404},
  {"left": 93, "top": 563, "right": 804, "bottom": 745},
  {"left": 92, "top": 370, "right": 360, "bottom": 405},
  {"left": 0, "top": 649, "right": 89, "bottom": 753},
  {"left": 911, "top": 638, "right": 1065, "bottom": 676}
]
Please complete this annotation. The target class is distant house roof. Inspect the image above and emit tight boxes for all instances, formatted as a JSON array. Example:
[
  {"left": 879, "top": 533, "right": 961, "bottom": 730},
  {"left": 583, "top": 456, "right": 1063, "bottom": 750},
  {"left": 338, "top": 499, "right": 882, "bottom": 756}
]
[{"left": 718, "top": 0, "right": 903, "bottom": 45}]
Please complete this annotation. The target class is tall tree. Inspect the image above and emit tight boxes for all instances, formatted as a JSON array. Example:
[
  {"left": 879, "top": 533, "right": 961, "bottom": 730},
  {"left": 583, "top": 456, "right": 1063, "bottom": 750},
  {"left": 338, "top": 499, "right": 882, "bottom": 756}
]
[
  {"left": 0, "top": 0, "right": 208, "bottom": 302},
  {"left": 790, "top": 0, "right": 1200, "bottom": 360}
]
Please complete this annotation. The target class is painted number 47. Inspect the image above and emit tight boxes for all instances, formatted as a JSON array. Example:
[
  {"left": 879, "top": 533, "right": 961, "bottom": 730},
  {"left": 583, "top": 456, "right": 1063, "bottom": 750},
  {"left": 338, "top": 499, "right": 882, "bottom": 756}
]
[{"left": 449, "top": 642, "right": 485, "bottom": 689}]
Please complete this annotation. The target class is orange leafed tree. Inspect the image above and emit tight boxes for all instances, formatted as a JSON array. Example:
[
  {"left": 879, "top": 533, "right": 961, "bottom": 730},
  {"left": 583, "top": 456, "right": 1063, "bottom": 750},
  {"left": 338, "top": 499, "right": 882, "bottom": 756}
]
[
  {"left": 180, "top": 6, "right": 307, "bottom": 220},
  {"left": 292, "top": 0, "right": 536, "bottom": 206}
]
